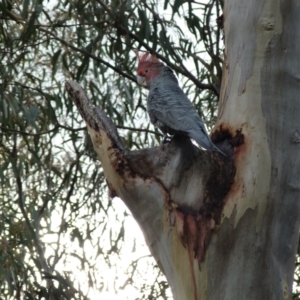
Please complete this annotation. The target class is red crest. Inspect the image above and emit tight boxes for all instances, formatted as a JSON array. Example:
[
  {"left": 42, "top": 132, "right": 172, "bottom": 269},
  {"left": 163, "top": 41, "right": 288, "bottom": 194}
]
[{"left": 134, "top": 50, "right": 160, "bottom": 64}]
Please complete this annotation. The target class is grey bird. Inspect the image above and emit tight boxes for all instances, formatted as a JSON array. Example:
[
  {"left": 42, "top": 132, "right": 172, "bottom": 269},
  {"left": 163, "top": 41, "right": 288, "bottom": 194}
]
[{"left": 135, "top": 51, "right": 225, "bottom": 156}]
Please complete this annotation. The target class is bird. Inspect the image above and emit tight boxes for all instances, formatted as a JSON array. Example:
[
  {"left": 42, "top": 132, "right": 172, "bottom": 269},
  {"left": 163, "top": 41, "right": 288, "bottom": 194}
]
[{"left": 135, "top": 50, "right": 225, "bottom": 156}]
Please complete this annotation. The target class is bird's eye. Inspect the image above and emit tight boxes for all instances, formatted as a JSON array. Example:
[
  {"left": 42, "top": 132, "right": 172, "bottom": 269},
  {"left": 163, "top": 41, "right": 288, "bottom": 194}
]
[{"left": 144, "top": 69, "right": 149, "bottom": 73}]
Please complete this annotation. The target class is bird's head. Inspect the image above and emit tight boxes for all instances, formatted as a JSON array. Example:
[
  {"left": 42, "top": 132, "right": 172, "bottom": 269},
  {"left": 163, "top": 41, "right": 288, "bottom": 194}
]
[{"left": 135, "top": 50, "right": 164, "bottom": 87}]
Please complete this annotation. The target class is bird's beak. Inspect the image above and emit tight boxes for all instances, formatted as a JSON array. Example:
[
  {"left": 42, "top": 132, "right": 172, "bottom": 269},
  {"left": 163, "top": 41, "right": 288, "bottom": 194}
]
[{"left": 136, "top": 75, "right": 146, "bottom": 86}]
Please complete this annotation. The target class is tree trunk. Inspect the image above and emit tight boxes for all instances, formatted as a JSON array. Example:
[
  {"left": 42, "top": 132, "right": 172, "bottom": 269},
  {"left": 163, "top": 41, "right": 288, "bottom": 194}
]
[
  {"left": 66, "top": 1, "right": 300, "bottom": 299},
  {"left": 213, "top": 1, "right": 300, "bottom": 298}
]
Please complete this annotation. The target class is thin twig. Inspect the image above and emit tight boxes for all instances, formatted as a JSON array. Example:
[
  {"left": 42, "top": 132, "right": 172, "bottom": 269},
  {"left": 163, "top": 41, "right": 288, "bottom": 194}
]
[
  {"left": 0, "top": 125, "right": 161, "bottom": 137},
  {"left": 0, "top": 126, "right": 60, "bottom": 136},
  {"left": 141, "top": 0, "right": 200, "bottom": 80},
  {"left": 13, "top": 145, "right": 55, "bottom": 297},
  {"left": 116, "top": 125, "right": 162, "bottom": 136},
  {"left": 96, "top": 0, "right": 216, "bottom": 93},
  {"left": 37, "top": 27, "right": 136, "bottom": 83}
]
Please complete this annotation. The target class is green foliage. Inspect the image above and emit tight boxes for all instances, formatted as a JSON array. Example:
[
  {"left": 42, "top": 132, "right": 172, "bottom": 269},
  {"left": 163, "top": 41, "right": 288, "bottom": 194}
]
[{"left": 0, "top": 0, "right": 230, "bottom": 298}]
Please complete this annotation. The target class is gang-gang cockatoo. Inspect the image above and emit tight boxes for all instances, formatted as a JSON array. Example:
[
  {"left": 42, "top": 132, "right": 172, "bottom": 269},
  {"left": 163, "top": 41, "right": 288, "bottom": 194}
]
[{"left": 135, "top": 51, "right": 225, "bottom": 155}]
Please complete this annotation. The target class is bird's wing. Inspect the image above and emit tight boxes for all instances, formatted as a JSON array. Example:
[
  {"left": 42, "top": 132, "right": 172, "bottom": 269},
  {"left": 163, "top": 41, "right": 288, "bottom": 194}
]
[
  {"left": 148, "top": 83, "right": 217, "bottom": 150},
  {"left": 148, "top": 84, "right": 206, "bottom": 133}
]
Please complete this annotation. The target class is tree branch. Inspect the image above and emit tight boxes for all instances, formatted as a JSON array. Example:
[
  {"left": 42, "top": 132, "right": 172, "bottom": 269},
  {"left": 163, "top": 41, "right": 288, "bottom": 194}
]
[
  {"left": 65, "top": 80, "right": 235, "bottom": 296},
  {"left": 13, "top": 154, "right": 55, "bottom": 298},
  {"left": 3, "top": 2, "right": 218, "bottom": 94},
  {"left": 95, "top": 0, "right": 216, "bottom": 93},
  {"left": 0, "top": 125, "right": 60, "bottom": 136},
  {"left": 36, "top": 27, "right": 136, "bottom": 83}
]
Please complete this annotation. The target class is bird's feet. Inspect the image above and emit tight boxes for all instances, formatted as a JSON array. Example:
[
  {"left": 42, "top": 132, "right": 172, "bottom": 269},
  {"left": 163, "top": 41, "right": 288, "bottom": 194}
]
[
  {"left": 161, "top": 134, "right": 171, "bottom": 150},
  {"left": 162, "top": 135, "right": 171, "bottom": 144}
]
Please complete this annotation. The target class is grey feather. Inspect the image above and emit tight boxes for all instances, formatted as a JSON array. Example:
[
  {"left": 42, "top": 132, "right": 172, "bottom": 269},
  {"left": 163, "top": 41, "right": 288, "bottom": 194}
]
[{"left": 147, "top": 67, "right": 225, "bottom": 155}]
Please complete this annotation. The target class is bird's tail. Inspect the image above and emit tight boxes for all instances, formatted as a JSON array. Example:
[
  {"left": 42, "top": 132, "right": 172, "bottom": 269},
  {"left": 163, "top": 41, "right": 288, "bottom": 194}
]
[
  {"left": 212, "top": 143, "right": 227, "bottom": 157},
  {"left": 189, "top": 129, "right": 226, "bottom": 156}
]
